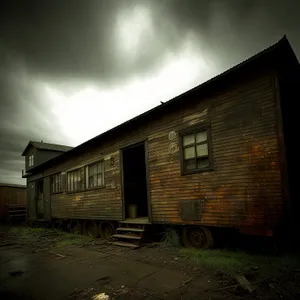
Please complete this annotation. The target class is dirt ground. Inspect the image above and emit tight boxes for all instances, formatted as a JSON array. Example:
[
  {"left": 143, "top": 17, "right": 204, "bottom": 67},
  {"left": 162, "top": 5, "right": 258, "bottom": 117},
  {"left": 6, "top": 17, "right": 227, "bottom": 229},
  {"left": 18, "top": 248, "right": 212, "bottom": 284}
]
[{"left": 0, "top": 224, "right": 300, "bottom": 300}]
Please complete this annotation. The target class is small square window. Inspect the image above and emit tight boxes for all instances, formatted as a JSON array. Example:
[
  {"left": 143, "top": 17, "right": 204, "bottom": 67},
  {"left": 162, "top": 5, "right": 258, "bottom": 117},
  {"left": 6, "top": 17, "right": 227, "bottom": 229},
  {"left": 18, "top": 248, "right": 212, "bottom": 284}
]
[
  {"left": 28, "top": 155, "right": 35, "bottom": 167},
  {"left": 86, "top": 161, "right": 104, "bottom": 189},
  {"left": 181, "top": 127, "right": 212, "bottom": 174},
  {"left": 67, "top": 168, "right": 84, "bottom": 192},
  {"left": 51, "top": 173, "right": 62, "bottom": 193}
]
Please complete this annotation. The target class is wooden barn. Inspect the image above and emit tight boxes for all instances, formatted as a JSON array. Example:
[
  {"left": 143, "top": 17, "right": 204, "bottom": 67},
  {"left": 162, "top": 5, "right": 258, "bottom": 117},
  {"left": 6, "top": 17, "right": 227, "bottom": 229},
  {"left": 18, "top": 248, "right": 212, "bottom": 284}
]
[
  {"left": 22, "top": 36, "right": 298, "bottom": 248},
  {"left": 0, "top": 183, "right": 27, "bottom": 222}
]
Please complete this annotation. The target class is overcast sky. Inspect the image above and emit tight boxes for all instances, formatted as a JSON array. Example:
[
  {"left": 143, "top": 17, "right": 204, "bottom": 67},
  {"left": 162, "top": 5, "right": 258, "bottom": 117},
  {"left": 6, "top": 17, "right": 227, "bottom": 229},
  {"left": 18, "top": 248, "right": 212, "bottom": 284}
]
[{"left": 1, "top": 0, "right": 300, "bottom": 185}]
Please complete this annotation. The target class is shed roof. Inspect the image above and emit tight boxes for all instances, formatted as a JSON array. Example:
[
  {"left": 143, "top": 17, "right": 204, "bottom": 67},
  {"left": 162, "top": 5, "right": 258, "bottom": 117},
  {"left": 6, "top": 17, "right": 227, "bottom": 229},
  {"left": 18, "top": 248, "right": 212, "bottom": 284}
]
[
  {"left": 0, "top": 183, "right": 26, "bottom": 188},
  {"left": 25, "top": 35, "right": 299, "bottom": 174},
  {"left": 21, "top": 141, "right": 73, "bottom": 156}
]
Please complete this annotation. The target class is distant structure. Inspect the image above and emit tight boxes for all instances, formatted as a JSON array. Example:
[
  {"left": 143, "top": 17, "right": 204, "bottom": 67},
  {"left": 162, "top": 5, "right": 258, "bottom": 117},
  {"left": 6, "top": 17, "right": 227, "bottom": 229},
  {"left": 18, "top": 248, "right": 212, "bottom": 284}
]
[
  {"left": 21, "top": 141, "right": 73, "bottom": 178},
  {"left": 0, "top": 183, "right": 27, "bottom": 222}
]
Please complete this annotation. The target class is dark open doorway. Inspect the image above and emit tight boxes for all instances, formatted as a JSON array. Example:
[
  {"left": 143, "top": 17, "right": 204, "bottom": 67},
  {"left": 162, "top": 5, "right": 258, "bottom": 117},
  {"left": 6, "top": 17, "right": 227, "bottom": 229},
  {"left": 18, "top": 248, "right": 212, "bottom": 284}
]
[{"left": 122, "top": 142, "right": 148, "bottom": 219}]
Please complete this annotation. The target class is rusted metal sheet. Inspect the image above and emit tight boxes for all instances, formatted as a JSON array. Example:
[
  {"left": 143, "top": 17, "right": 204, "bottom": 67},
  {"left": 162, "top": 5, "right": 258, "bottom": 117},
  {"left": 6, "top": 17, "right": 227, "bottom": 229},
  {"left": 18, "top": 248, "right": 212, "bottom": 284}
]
[{"left": 180, "top": 199, "right": 205, "bottom": 221}]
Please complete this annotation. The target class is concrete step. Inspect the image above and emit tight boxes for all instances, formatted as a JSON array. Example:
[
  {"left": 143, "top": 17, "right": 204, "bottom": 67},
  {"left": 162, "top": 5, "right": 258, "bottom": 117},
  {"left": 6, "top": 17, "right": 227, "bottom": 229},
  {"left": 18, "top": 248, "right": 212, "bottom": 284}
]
[
  {"left": 112, "top": 234, "right": 141, "bottom": 240},
  {"left": 117, "top": 227, "right": 144, "bottom": 233},
  {"left": 111, "top": 241, "right": 140, "bottom": 248}
]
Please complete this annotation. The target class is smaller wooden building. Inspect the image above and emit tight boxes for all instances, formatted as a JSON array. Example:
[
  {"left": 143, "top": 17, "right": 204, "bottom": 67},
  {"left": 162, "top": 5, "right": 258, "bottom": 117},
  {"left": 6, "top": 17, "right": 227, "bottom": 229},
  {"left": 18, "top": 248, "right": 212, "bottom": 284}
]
[
  {"left": 0, "top": 183, "right": 27, "bottom": 221},
  {"left": 21, "top": 141, "right": 73, "bottom": 173}
]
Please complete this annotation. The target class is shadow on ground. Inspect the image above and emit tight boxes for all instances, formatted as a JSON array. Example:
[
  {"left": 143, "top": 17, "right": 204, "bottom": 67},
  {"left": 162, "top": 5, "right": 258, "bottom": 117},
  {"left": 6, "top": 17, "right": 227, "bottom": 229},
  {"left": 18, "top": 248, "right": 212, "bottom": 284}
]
[{"left": 0, "top": 225, "right": 299, "bottom": 300}]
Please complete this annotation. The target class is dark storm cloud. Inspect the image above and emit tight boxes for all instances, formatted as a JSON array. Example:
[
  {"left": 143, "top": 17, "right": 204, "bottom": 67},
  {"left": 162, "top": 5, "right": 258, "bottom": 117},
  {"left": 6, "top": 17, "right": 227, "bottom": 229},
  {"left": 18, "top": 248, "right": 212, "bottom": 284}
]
[
  {"left": 1, "top": 0, "right": 300, "bottom": 184},
  {"left": 1, "top": 0, "right": 116, "bottom": 81},
  {"left": 1, "top": 0, "right": 182, "bottom": 83},
  {"left": 163, "top": 0, "right": 300, "bottom": 69},
  {"left": 1, "top": 0, "right": 300, "bottom": 81},
  {"left": 0, "top": 54, "right": 72, "bottom": 183}
]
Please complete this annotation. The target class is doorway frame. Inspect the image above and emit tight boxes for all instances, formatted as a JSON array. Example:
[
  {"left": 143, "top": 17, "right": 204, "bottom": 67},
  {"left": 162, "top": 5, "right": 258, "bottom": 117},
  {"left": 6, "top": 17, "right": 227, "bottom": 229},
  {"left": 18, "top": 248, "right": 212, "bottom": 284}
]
[{"left": 120, "top": 139, "right": 152, "bottom": 222}]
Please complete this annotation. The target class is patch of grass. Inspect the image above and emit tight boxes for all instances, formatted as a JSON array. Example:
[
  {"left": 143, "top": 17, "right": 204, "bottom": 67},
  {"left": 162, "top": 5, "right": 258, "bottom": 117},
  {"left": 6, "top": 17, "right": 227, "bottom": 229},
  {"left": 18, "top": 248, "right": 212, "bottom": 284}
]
[
  {"left": 8, "top": 226, "right": 94, "bottom": 248},
  {"left": 181, "top": 248, "right": 250, "bottom": 273},
  {"left": 51, "top": 228, "right": 70, "bottom": 236},
  {"left": 9, "top": 226, "right": 48, "bottom": 237},
  {"left": 161, "top": 227, "right": 181, "bottom": 247},
  {"left": 181, "top": 248, "right": 300, "bottom": 276},
  {"left": 55, "top": 234, "right": 93, "bottom": 248}
]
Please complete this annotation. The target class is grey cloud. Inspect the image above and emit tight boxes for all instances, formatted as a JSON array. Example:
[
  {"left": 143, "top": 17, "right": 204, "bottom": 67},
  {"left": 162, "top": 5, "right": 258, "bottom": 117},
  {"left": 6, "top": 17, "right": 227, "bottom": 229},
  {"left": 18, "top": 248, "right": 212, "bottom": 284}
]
[
  {"left": 1, "top": 1, "right": 300, "bottom": 81},
  {"left": 1, "top": 0, "right": 300, "bottom": 184},
  {"left": 158, "top": 0, "right": 300, "bottom": 69},
  {"left": 1, "top": 0, "right": 178, "bottom": 83},
  {"left": 0, "top": 59, "right": 73, "bottom": 184}
]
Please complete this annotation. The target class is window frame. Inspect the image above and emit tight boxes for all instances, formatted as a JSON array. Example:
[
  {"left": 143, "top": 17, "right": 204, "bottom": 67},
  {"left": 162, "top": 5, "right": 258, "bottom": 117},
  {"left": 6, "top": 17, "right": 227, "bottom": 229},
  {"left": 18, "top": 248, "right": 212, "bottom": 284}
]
[
  {"left": 28, "top": 154, "right": 35, "bottom": 167},
  {"left": 66, "top": 167, "right": 85, "bottom": 193},
  {"left": 179, "top": 124, "right": 213, "bottom": 175},
  {"left": 85, "top": 160, "right": 105, "bottom": 191},
  {"left": 51, "top": 172, "right": 63, "bottom": 194}
]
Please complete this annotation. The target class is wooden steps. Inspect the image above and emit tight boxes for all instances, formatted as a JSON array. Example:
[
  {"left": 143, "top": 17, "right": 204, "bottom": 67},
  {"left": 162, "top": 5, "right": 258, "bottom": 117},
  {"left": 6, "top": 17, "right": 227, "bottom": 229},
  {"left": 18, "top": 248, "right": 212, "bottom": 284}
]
[
  {"left": 111, "top": 218, "right": 149, "bottom": 248},
  {"left": 112, "top": 241, "right": 140, "bottom": 248},
  {"left": 116, "top": 227, "right": 144, "bottom": 233},
  {"left": 112, "top": 234, "right": 141, "bottom": 240},
  {"left": 119, "top": 218, "right": 150, "bottom": 224}
]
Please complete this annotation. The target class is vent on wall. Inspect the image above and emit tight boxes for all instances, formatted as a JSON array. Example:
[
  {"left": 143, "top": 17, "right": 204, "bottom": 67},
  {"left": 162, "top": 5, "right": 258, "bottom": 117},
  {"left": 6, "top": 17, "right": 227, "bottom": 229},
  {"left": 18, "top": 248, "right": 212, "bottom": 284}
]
[{"left": 180, "top": 199, "right": 205, "bottom": 221}]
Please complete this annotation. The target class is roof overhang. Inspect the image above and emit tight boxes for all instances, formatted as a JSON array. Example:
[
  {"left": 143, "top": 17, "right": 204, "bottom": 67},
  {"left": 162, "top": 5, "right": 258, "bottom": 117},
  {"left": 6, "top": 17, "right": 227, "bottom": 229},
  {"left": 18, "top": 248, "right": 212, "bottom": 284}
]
[{"left": 0, "top": 183, "right": 26, "bottom": 188}]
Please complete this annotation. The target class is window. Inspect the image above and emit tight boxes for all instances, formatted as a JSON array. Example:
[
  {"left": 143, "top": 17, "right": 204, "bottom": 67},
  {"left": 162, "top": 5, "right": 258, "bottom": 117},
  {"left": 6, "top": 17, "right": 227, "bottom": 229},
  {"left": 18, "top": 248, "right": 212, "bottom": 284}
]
[
  {"left": 51, "top": 173, "right": 62, "bottom": 193},
  {"left": 181, "top": 127, "right": 211, "bottom": 173},
  {"left": 67, "top": 168, "right": 84, "bottom": 192},
  {"left": 86, "top": 161, "right": 104, "bottom": 189},
  {"left": 28, "top": 155, "right": 35, "bottom": 167}
]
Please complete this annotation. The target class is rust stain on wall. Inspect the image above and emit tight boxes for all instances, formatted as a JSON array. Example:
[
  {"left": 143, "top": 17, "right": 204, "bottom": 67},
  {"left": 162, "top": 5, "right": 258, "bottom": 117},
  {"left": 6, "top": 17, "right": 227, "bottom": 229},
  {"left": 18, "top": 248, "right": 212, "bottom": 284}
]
[{"left": 239, "top": 137, "right": 282, "bottom": 230}]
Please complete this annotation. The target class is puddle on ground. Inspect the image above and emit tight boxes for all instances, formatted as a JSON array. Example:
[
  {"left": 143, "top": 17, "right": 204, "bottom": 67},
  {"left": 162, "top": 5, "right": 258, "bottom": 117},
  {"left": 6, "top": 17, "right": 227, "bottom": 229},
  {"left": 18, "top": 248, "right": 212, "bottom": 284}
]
[
  {"left": 6, "top": 257, "right": 28, "bottom": 274},
  {"left": 0, "top": 291, "right": 35, "bottom": 299}
]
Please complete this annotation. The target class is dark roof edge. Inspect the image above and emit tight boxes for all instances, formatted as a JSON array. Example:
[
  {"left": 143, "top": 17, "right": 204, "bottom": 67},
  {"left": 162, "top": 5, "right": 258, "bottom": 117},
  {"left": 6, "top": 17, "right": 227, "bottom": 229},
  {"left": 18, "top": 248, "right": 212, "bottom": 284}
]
[
  {"left": 0, "top": 183, "right": 26, "bottom": 188},
  {"left": 21, "top": 142, "right": 32, "bottom": 156},
  {"left": 27, "top": 35, "right": 298, "bottom": 174}
]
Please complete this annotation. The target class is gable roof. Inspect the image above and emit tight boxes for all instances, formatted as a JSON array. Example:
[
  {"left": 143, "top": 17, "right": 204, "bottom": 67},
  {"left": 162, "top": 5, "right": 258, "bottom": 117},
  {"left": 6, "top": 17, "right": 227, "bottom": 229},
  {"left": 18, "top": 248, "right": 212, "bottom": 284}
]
[
  {"left": 21, "top": 141, "right": 73, "bottom": 156},
  {"left": 25, "top": 35, "right": 299, "bottom": 174}
]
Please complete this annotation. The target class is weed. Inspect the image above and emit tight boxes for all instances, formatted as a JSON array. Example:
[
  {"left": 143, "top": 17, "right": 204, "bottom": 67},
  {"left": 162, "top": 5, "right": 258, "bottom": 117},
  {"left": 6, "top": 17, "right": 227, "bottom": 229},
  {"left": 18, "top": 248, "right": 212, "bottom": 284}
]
[
  {"left": 9, "top": 226, "right": 48, "bottom": 237},
  {"left": 52, "top": 228, "right": 69, "bottom": 236},
  {"left": 8, "top": 225, "right": 94, "bottom": 248},
  {"left": 55, "top": 234, "right": 93, "bottom": 248},
  {"left": 181, "top": 248, "right": 300, "bottom": 276},
  {"left": 161, "top": 227, "right": 181, "bottom": 247}
]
